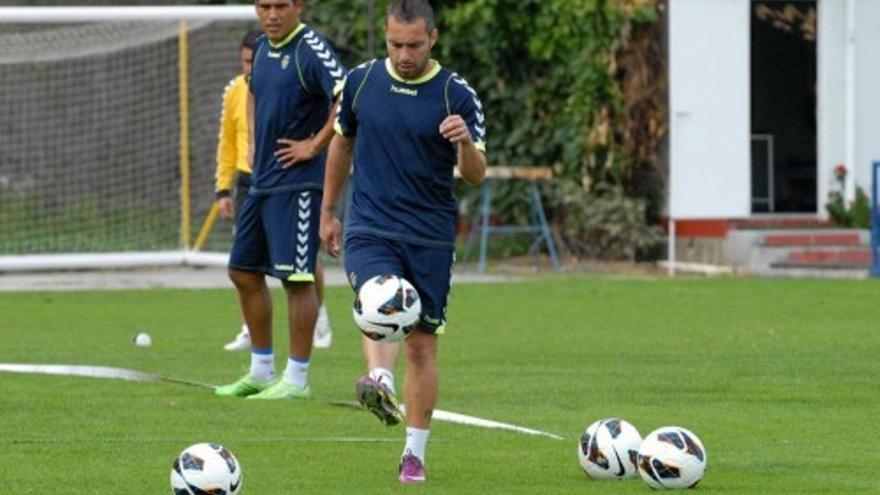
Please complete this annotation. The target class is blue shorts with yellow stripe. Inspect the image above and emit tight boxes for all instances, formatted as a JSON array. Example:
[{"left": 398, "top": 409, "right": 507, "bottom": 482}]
[
  {"left": 344, "top": 232, "right": 454, "bottom": 334},
  {"left": 229, "top": 189, "right": 321, "bottom": 282}
]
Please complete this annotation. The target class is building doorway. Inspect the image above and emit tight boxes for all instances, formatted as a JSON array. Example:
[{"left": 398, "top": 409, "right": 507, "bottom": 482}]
[{"left": 750, "top": 0, "right": 818, "bottom": 213}]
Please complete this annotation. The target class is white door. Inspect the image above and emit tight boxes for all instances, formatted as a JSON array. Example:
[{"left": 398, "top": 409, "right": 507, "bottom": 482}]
[{"left": 669, "top": 0, "right": 751, "bottom": 219}]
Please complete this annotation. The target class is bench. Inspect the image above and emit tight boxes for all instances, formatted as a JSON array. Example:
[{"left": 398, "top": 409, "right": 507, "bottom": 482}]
[{"left": 459, "top": 166, "right": 562, "bottom": 273}]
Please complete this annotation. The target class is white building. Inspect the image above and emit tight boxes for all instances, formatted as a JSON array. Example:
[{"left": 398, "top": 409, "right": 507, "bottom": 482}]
[{"left": 668, "top": 0, "right": 879, "bottom": 234}]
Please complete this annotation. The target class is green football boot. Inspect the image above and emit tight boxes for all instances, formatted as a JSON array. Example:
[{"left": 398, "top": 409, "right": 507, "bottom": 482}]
[
  {"left": 214, "top": 375, "right": 275, "bottom": 398},
  {"left": 246, "top": 379, "right": 312, "bottom": 400}
]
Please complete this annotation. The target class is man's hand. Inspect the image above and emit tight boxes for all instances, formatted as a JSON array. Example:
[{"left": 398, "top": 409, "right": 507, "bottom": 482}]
[
  {"left": 442, "top": 113, "right": 486, "bottom": 184},
  {"left": 218, "top": 197, "right": 234, "bottom": 221},
  {"left": 439, "top": 114, "right": 473, "bottom": 145},
  {"left": 275, "top": 138, "right": 319, "bottom": 168},
  {"left": 320, "top": 209, "right": 343, "bottom": 258}
]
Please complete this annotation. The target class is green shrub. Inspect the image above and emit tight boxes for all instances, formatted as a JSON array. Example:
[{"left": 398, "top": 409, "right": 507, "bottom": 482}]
[
  {"left": 547, "top": 180, "right": 663, "bottom": 260},
  {"left": 825, "top": 165, "right": 871, "bottom": 228}
]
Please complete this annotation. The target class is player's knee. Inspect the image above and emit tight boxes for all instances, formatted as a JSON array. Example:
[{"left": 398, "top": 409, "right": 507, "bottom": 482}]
[
  {"left": 228, "top": 268, "right": 262, "bottom": 291},
  {"left": 282, "top": 279, "right": 318, "bottom": 299},
  {"left": 405, "top": 332, "right": 437, "bottom": 367},
  {"left": 281, "top": 279, "right": 314, "bottom": 292}
]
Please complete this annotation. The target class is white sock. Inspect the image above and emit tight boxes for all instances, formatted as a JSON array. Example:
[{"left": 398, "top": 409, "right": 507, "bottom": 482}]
[
  {"left": 403, "top": 427, "right": 430, "bottom": 463},
  {"left": 249, "top": 351, "right": 274, "bottom": 382},
  {"left": 241, "top": 323, "right": 249, "bottom": 335},
  {"left": 369, "top": 367, "right": 396, "bottom": 396},
  {"left": 284, "top": 357, "right": 310, "bottom": 389},
  {"left": 318, "top": 305, "right": 328, "bottom": 320}
]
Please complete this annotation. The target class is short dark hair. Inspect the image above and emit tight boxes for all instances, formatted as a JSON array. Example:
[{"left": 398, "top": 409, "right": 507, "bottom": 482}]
[
  {"left": 387, "top": 0, "right": 435, "bottom": 32},
  {"left": 253, "top": 0, "right": 302, "bottom": 6},
  {"left": 241, "top": 30, "right": 261, "bottom": 50}
]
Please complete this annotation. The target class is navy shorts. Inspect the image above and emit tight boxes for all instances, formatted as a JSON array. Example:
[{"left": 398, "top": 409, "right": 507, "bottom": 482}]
[
  {"left": 229, "top": 189, "right": 322, "bottom": 282},
  {"left": 344, "top": 232, "right": 454, "bottom": 334},
  {"left": 230, "top": 172, "right": 251, "bottom": 236}
]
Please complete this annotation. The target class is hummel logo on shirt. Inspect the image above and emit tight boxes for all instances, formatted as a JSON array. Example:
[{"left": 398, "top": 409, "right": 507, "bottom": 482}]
[{"left": 390, "top": 85, "right": 418, "bottom": 97}]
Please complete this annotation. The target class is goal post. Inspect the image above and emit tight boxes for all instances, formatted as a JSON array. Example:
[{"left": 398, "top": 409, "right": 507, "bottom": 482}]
[
  {"left": 0, "top": 6, "right": 255, "bottom": 23},
  {"left": 0, "top": 6, "right": 257, "bottom": 272}
]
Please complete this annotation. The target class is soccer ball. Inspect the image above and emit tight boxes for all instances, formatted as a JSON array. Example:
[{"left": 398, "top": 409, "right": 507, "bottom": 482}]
[
  {"left": 353, "top": 274, "right": 421, "bottom": 342},
  {"left": 170, "top": 443, "right": 242, "bottom": 495},
  {"left": 577, "top": 418, "right": 642, "bottom": 480},
  {"left": 637, "top": 426, "right": 707, "bottom": 489}
]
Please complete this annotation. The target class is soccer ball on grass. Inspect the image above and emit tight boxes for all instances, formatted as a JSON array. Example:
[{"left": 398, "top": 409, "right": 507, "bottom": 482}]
[
  {"left": 637, "top": 426, "right": 707, "bottom": 489},
  {"left": 577, "top": 418, "right": 642, "bottom": 480},
  {"left": 170, "top": 443, "right": 242, "bottom": 495}
]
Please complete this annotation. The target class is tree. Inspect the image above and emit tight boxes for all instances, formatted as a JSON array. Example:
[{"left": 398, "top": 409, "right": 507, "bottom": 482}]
[{"left": 216, "top": 0, "right": 667, "bottom": 258}]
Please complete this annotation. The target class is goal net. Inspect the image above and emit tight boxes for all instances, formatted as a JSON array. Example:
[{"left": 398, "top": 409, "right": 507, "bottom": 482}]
[{"left": 0, "top": 7, "right": 256, "bottom": 270}]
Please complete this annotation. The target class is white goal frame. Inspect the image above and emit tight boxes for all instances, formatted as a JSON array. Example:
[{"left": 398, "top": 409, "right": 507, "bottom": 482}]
[
  {"left": 0, "top": 6, "right": 255, "bottom": 23},
  {"left": 0, "top": 6, "right": 256, "bottom": 272}
]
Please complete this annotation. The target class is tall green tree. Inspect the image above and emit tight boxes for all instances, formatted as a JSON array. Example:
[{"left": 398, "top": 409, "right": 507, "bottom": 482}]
[
  {"left": 213, "top": 0, "right": 666, "bottom": 258},
  {"left": 210, "top": 0, "right": 663, "bottom": 188}
]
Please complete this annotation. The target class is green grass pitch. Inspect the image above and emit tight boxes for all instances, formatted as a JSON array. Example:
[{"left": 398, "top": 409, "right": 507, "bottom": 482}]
[{"left": 1, "top": 275, "right": 878, "bottom": 494}]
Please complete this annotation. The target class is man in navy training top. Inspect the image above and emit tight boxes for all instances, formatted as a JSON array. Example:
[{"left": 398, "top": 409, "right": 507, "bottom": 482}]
[
  {"left": 320, "top": 0, "right": 487, "bottom": 483},
  {"left": 216, "top": 0, "right": 345, "bottom": 400}
]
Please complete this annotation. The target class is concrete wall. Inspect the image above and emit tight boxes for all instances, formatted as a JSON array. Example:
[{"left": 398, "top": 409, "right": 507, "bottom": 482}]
[
  {"left": 669, "top": 0, "right": 880, "bottom": 218},
  {"left": 818, "top": 0, "right": 880, "bottom": 210},
  {"left": 817, "top": 0, "right": 846, "bottom": 215},
  {"left": 854, "top": 0, "right": 880, "bottom": 194},
  {"left": 668, "top": 0, "right": 751, "bottom": 220}
]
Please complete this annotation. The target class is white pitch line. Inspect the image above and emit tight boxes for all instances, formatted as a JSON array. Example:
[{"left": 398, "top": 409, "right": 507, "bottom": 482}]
[
  {"left": 0, "top": 363, "right": 162, "bottom": 382},
  {"left": 5, "top": 437, "right": 401, "bottom": 445},
  {"left": 0, "top": 363, "right": 214, "bottom": 388},
  {"left": 401, "top": 405, "right": 565, "bottom": 441},
  {"left": 1, "top": 363, "right": 565, "bottom": 441},
  {"left": 332, "top": 400, "right": 564, "bottom": 441}
]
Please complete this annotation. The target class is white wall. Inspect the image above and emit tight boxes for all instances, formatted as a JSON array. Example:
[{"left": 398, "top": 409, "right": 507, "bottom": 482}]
[
  {"left": 811, "top": 0, "right": 877, "bottom": 212},
  {"left": 668, "top": 0, "right": 751, "bottom": 219},
  {"left": 817, "top": 0, "right": 847, "bottom": 216},
  {"left": 669, "top": 0, "right": 877, "bottom": 219},
  {"left": 854, "top": 0, "right": 880, "bottom": 195}
]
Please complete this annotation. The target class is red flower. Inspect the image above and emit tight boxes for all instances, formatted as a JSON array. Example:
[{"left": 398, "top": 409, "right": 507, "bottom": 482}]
[{"left": 834, "top": 164, "right": 847, "bottom": 180}]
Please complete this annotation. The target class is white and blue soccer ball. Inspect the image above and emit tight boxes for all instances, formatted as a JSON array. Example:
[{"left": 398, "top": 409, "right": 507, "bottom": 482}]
[
  {"left": 577, "top": 418, "right": 642, "bottom": 480},
  {"left": 353, "top": 274, "right": 421, "bottom": 342},
  {"left": 637, "top": 426, "right": 707, "bottom": 490},
  {"left": 170, "top": 443, "right": 242, "bottom": 495}
]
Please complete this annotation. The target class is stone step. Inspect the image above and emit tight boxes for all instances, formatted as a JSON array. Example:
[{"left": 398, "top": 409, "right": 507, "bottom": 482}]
[
  {"left": 725, "top": 228, "right": 872, "bottom": 274},
  {"left": 754, "top": 266, "right": 871, "bottom": 279},
  {"left": 733, "top": 217, "right": 833, "bottom": 230},
  {"left": 761, "top": 231, "right": 863, "bottom": 247},
  {"left": 777, "top": 248, "right": 872, "bottom": 268}
]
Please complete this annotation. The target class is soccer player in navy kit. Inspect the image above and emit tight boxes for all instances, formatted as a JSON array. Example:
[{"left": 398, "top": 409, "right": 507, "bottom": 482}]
[
  {"left": 215, "top": 0, "right": 345, "bottom": 400},
  {"left": 320, "top": 0, "right": 486, "bottom": 483},
  {"left": 214, "top": 30, "right": 334, "bottom": 353}
]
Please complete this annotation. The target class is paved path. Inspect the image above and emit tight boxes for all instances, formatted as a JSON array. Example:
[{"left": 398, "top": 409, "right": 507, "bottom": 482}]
[{"left": 0, "top": 266, "right": 514, "bottom": 292}]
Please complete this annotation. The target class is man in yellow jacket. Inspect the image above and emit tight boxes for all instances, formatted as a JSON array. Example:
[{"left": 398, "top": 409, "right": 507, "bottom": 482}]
[{"left": 215, "top": 30, "right": 333, "bottom": 351}]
